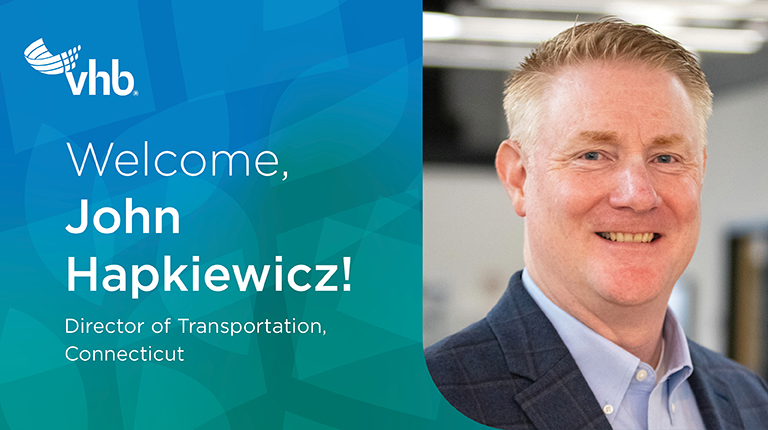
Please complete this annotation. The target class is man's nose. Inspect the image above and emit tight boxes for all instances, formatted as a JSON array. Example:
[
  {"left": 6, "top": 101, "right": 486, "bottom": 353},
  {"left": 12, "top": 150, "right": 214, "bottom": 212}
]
[{"left": 608, "top": 160, "right": 661, "bottom": 213}]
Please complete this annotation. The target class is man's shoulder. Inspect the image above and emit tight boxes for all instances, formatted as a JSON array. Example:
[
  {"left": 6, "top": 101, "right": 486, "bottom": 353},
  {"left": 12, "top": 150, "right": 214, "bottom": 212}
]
[
  {"left": 425, "top": 318, "right": 534, "bottom": 429},
  {"left": 424, "top": 271, "right": 541, "bottom": 387},
  {"left": 688, "top": 339, "right": 768, "bottom": 399},
  {"left": 425, "top": 318, "right": 510, "bottom": 385},
  {"left": 687, "top": 338, "right": 768, "bottom": 428},
  {"left": 424, "top": 271, "right": 568, "bottom": 414}
]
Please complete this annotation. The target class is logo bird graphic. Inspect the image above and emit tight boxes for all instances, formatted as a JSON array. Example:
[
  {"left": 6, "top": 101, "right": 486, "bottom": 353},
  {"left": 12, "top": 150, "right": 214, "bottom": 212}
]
[{"left": 24, "top": 38, "right": 81, "bottom": 75}]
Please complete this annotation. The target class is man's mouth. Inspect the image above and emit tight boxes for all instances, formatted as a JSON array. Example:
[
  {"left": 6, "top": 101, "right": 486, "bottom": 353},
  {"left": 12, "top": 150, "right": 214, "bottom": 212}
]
[{"left": 596, "top": 232, "right": 660, "bottom": 243}]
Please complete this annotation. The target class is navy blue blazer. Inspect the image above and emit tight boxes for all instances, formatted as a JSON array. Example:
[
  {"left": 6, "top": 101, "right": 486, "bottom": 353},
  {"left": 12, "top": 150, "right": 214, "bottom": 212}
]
[{"left": 425, "top": 271, "right": 768, "bottom": 430}]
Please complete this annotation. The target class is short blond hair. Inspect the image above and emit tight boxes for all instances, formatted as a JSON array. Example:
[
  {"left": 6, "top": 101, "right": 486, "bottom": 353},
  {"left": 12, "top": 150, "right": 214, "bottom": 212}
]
[{"left": 503, "top": 18, "right": 712, "bottom": 153}]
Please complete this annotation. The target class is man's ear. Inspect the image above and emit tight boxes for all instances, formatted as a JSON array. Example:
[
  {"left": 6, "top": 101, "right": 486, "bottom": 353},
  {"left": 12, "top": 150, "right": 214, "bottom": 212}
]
[{"left": 496, "top": 139, "right": 527, "bottom": 217}]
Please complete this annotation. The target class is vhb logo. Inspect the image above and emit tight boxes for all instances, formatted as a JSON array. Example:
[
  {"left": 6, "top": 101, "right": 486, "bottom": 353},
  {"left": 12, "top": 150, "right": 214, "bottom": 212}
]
[{"left": 24, "top": 38, "right": 135, "bottom": 96}]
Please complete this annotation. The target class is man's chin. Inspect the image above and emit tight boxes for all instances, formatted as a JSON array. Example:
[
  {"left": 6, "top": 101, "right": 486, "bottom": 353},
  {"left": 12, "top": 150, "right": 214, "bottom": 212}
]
[{"left": 591, "top": 273, "right": 670, "bottom": 308}]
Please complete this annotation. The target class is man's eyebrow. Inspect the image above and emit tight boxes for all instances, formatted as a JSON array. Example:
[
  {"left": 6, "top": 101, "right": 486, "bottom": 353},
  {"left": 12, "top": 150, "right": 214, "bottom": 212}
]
[
  {"left": 575, "top": 131, "right": 618, "bottom": 142},
  {"left": 652, "top": 134, "right": 686, "bottom": 146},
  {"left": 574, "top": 132, "right": 688, "bottom": 146}
]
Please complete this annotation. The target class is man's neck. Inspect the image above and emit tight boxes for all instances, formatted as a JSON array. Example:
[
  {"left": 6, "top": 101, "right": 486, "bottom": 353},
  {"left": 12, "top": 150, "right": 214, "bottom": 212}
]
[{"left": 578, "top": 301, "right": 666, "bottom": 368}]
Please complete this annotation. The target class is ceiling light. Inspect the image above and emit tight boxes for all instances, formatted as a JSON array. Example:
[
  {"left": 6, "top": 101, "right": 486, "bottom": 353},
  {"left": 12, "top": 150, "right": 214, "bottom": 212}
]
[
  {"left": 423, "top": 12, "right": 765, "bottom": 54},
  {"left": 423, "top": 12, "right": 462, "bottom": 40}
]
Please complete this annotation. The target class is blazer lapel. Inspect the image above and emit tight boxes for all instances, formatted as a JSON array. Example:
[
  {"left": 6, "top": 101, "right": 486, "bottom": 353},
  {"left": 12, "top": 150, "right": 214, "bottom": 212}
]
[
  {"left": 688, "top": 343, "right": 745, "bottom": 430},
  {"left": 515, "top": 353, "right": 614, "bottom": 430},
  {"left": 487, "top": 272, "right": 613, "bottom": 430}
]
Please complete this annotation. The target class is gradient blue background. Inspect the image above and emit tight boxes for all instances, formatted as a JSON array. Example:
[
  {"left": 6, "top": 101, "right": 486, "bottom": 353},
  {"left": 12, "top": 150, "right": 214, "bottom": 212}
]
[{"left": 0, "top": 1, "right": 490, "bottom": 428}]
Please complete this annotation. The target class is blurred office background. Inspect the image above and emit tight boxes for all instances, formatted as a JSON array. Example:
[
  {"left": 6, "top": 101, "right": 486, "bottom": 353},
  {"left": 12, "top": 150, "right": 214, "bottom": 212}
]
[{"left": 422, "top": 0, "right": 768, "bottom": 379}]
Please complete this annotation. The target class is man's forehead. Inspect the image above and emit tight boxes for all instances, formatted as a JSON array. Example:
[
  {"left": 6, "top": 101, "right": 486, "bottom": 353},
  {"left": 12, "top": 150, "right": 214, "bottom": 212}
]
[
  {"left": 534, "top": 63, "right": 702, "bottom": 149},
  {"left": 547, "top": 62, "right": 692, "bottom": 104}
]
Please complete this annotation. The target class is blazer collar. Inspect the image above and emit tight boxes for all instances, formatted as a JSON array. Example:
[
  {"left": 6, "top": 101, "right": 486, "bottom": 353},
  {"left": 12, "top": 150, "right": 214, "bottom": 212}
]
[{"left": 486, "top": 272, "right": 613, "bottom": 430}]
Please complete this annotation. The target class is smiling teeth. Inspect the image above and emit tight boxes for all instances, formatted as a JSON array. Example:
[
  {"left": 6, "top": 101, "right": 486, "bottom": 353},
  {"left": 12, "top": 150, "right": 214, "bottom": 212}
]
[{"left": 598, "top": 232, "right": 655, "bottom": 243}]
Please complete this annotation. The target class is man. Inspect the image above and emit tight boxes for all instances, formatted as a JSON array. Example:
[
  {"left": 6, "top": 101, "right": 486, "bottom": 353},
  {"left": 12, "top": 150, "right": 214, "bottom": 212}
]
[{"left": 425, "top": 19, "right": 768, "bottom": 430}]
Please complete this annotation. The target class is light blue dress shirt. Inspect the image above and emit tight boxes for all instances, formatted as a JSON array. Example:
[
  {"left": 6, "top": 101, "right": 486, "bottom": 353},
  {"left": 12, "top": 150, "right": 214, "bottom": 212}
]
[{"left": 521, "top": 268, "right": 706, "bottom": 430}]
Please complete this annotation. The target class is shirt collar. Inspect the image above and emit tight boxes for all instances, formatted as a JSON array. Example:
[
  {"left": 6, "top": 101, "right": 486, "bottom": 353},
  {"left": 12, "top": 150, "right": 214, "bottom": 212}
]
[
  {"left": 521, "top": 268, "right": 694, "bottom": 408},
  {"left": 659, "top": 306, "right": 694, "bottom": 392}
]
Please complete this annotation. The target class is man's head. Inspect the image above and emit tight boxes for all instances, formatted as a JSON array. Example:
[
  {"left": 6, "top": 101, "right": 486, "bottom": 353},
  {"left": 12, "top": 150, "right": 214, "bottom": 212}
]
[{"left": 496, "top": 19, "right": 710, "bottom": 317}]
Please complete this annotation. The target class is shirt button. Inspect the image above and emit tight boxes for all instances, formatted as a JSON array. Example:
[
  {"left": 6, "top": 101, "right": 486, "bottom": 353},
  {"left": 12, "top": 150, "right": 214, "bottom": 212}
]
[
  {"left": 636, "top": 369, "right": 647, "bottom": 381},
  {"left": 671, "top": 403, "right": 676, "bottom": 413},
  {"left": 603, "top": 405, "right": 614, "bottom": 415}
]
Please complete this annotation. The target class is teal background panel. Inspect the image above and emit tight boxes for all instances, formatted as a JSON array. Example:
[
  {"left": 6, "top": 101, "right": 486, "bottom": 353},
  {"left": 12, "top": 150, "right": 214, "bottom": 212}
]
[{"left": 0, "top": 0, "right": 492, "bottom": 428}]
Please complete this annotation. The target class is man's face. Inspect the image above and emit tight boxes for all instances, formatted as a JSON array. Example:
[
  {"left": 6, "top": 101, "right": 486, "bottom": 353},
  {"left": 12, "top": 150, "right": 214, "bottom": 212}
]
[{"left": 518, "top": 62, "right": 705, "bottom": 310}]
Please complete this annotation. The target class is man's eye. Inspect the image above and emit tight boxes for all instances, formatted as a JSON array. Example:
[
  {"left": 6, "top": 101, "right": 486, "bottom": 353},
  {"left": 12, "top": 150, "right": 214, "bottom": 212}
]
[
  {"left": 583, "top": 151, "right": 600, "bottom": 161},
  {"left": 656, "top": 154, "right": 673, "bottom": 164}
]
